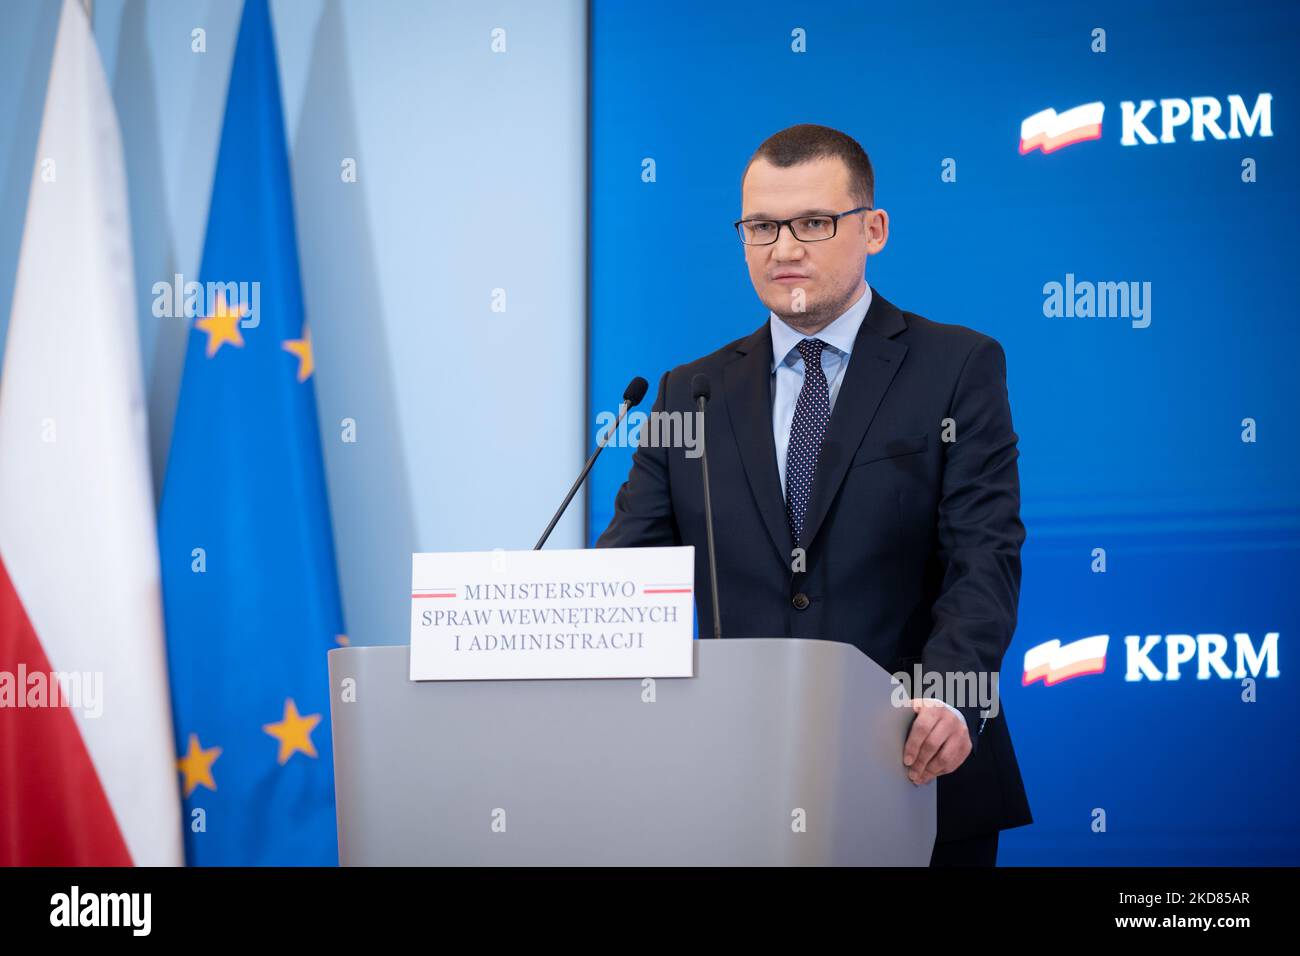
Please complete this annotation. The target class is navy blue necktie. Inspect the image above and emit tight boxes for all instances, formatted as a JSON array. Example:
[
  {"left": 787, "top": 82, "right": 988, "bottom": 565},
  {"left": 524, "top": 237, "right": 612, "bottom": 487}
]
[{"left": 784, "top": 338, "right": 831, "bottom": 546}]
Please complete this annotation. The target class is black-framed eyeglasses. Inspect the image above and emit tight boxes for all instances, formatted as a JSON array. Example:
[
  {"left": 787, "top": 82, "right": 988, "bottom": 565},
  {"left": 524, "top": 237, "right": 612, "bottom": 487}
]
[{"left": 734, "top": 206, "right": 871, "bottom": 245}]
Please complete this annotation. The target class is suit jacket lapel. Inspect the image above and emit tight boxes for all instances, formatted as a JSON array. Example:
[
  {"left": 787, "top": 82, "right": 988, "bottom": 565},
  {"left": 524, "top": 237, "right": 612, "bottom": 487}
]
[
  {"left": 721, "top": 323, "right": 792, "bottom": 565},
  {"left": 799, "top": 291, "right": 909, "bottom": 551}
]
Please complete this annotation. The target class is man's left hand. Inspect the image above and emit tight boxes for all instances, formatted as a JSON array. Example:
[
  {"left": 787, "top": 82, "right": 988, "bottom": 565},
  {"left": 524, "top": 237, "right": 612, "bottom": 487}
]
[{"left": 902, "top": 698, "right": 973, "bottom": 785}]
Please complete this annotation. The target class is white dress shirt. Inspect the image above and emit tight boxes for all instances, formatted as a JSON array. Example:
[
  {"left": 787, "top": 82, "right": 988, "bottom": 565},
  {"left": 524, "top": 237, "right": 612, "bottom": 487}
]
[{"left": 770, "top": 284, "right": 872, "bottom": 493}]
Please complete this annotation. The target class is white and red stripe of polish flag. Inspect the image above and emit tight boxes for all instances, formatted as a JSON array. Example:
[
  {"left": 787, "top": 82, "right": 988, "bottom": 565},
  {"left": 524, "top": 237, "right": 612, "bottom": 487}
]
[{"left": 0, "top": 0, "right": 181, "bottom": 866}]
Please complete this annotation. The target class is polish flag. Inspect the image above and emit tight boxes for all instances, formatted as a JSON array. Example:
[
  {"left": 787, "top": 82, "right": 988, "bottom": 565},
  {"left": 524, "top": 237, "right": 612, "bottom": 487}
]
[
  {"left": 1019, "top": 101, "right": 1106, "bottom": 154},
  {"left": 1022, "top": 635, "right": 1110, "bottom": 686},
  {"left": 0, "top": 0, "right": 182, "bottom": 865}
]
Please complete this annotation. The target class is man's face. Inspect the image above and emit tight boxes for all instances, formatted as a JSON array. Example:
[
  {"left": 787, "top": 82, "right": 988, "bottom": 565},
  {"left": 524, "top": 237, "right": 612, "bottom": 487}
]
[{"left": 740, "top": 156, "right": 888, "bottom": 333}]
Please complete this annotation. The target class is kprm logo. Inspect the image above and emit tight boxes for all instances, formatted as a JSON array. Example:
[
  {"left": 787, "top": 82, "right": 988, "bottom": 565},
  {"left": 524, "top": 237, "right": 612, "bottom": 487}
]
[
  {"left": 1023, "top": 632, "right": 1280, "bottom": 684},
  {"left": 1020, "top": 93, "right": 1272, "bottom": 154}
]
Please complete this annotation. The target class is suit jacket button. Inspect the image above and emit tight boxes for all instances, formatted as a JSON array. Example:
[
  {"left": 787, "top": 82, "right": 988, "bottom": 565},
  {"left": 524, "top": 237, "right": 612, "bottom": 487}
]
[{"left": 791, "top": 592, "right": 810, "bottom": 610}]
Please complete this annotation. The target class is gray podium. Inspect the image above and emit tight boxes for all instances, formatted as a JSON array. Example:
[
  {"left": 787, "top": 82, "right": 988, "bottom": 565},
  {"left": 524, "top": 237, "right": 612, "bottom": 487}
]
[{"left": 328, "top": 637, "right": 936, "bottom": 865}]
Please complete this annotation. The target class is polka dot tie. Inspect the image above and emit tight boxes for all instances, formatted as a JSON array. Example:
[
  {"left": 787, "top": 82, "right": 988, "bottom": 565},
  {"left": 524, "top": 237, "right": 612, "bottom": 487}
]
[{"left": 785, "top": 338, "right": 830, "bottom": 546}]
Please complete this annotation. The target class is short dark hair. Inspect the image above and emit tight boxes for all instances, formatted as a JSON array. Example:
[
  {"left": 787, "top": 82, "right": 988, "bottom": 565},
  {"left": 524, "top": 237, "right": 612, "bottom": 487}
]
[{"left": 742, "top": 124, "right": 875, "bottom": 208}]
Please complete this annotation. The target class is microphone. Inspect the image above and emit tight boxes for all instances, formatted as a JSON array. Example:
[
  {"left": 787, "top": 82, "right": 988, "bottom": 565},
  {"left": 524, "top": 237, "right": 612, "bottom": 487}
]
[
  {"left": 691, "top": 374, "right": 722, "bottom": 640},
  {"left": 534, "top": 376, "right": 649, "bottom": 550}
]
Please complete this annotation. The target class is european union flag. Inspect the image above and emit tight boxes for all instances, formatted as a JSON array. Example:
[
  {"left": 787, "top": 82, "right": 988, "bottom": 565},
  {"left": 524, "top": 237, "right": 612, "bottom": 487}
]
[{"left": 159, "top": 0, "right": 345, "bottom": 866}]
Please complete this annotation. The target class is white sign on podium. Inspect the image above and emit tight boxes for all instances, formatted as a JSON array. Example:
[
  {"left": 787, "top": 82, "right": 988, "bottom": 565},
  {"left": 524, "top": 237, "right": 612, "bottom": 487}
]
[{"left": 409, "top": 546, "right": 696, "bottom": 681}]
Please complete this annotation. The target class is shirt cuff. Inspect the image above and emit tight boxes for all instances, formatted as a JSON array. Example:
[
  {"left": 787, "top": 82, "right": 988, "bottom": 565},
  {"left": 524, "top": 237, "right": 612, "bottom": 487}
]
[
  {"left": 916, "top": 698, "right": 967, "bottom": 725},
  {"left": 937, "top": 699, "right": 965, "bottom": 724}
]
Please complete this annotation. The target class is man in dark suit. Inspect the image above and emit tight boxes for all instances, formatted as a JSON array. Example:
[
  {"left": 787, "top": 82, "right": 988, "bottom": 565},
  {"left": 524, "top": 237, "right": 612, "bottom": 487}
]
[{"left": 596, "top": 124, "right": 1032, "bottom": 865}]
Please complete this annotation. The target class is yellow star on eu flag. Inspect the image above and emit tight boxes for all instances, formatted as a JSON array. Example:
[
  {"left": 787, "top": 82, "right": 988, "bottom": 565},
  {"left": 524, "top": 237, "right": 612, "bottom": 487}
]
[
  {"left": 196, "top": 291, "right": 246, "bottom": 357},
  {"left": 263, "top": 698, "right": 322, "bottom": 764},
  {"left": 282, "top": 326, "right": 314, "bottom": 382},
  {"left": 177, "top": 733, "right": 221, "bottom": 797}
]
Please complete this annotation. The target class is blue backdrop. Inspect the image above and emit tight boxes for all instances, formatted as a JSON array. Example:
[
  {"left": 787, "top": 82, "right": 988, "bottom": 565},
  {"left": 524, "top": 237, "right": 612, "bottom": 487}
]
[{"left": 587, "top": 0, "right": 1299, "bottom": 864}]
